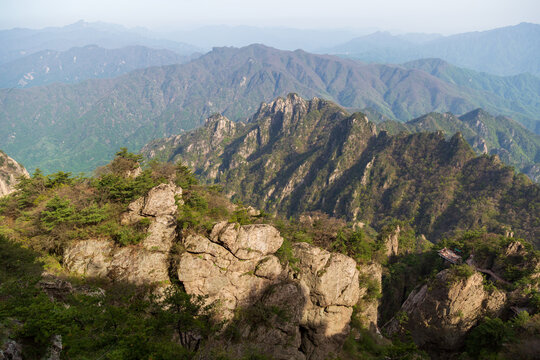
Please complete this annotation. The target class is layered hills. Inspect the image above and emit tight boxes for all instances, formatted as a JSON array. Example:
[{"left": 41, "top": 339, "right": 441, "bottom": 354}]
[
  {"left": 329, "top": 22, "right": 540, "bottom": 77},
  {"left": 143, "top": 94, "right": 540, "bottom": 247},
  {"left": 1, "top": 45, "right": 540, "bottom": 174},
  {"left": 0, "top": 45, "right": 194, "bottom": 88},
  {"left": 0, "top": 20, "right": 200, "bottom": 64}
]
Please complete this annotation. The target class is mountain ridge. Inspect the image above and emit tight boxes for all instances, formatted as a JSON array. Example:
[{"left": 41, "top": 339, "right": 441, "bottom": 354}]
[
  {"left": 1, "top": 44, "right": 539, "bottom": 173},
  {"left": 143, "top": 94, "right": 540, "bottom": 246},
  {"left": 329, "top": 22, "right": 540, "bottom": 77},
  {"left": 0, "top": 45, "right": 196, "bottom": 88}
]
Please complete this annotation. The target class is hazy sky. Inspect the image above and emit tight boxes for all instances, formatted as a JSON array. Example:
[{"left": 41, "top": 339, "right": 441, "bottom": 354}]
[{"left": 1, "top": 0, "right": 539, "bottom": 34}]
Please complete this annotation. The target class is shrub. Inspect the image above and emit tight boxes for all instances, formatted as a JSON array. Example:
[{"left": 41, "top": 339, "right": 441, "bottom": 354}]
[
  {"left": 448, "top": 263, "right": 475, "bottom": 282},
  {"left": 175, "top": 161, "right": 198, "bottom": 188},
  {"left": 275, "top": 238, "right": 299, "bottom": 270},
  {"left": 466, "top": 317, "right": 514, "bottom": 358},
  {"left": 98, "top": 222, "right": 147, "bottom": 246},
  {"left": 40, "top": 196, "right": 75, "bottom": 231},
  {"left": 332, "top": 229, "right": 374, "bottom": 263}
]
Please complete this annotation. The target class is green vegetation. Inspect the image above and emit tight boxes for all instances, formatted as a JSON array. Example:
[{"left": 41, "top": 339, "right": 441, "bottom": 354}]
[
  {"left": 3, "top": 45, "right": 540, "bottom": 174},
  {"left": 464, "top": 312, "right": 540, "bottom": 359},
  {"left": 379, "top": 108, "right": 540, "bottom": 182},
  {"left": 340, "top": 308, "right": 428, "bottom": 360},
  {"left": 147, "top": 95, "right": 540, "bottom": 247},
  {"left": 0, "top": 235, "right": 214, "bottom": 359},
  {"left": 437, "top": 230, "right": 540, "bottom": 288},
  {"left": 447, "top": 263, "right": 475, "bottom": 283},
  {"left": 1, "top": 146, "right": 538, "bottom": 359},
  {"left": 0, "top": 149, "right": 181, "bottom": 252}
]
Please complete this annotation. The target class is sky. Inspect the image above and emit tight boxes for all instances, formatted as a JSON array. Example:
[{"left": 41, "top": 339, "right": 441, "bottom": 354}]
[{"left": 1, "top": 0, "right": 540, "bottom": 34}]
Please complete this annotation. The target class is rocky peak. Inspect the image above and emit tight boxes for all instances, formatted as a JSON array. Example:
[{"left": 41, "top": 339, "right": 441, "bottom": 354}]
[
  {"left": 204, "top": 114, "right": 237, "bottom": 147},
  {"left": 0, "top": 151, "right": 29, "bottom": 197},
  {"left": 383, "top": 225, "right": 400, "bottom": 257}
]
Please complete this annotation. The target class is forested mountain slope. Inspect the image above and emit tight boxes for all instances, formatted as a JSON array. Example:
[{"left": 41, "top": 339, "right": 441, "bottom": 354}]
[
  {"left": 2, "top": 44, "right": 539, "bottom": 174},
  {"left": 143, "top": 94, "right": 540, "bottom": 246}
]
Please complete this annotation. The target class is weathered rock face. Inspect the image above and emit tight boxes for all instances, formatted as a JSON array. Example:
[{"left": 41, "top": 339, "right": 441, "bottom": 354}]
[
  {"left": 356, "top": 262, "right": 383, "bottom": 331},
  {"left": 383, "top": 225, "right": 400, "bottom": 257},
  {"left": 63, "top": 183, "right": 180, "bottom": 285},
  {"left": 177, "top": 222, "right": 285, "bottom": 321},
  {"left": 0, "top": 339, "right": 23, "bottom": 360},
  {"left": 178, "top": 222, "right": 363, "bottom": 360},
  {"left": 292, "top": 242, "right": 360, "bottom": 359},
  {"left": 0, "top": 151, "right": 29, "bottom": 197},
  {"left": 384, "top": 268, "right": 506, "bottom": 351},
  {"left": 44, "top": 335, "right": 62, "bottom": 360},
  {"left": 121, "top": 182, "right": 181, "bottom": 252}
]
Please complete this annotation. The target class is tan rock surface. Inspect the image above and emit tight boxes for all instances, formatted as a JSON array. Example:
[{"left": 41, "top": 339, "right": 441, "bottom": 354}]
[
  {"left": 384, "top": 268, "right": 507, "bottom": 350},
  {"left": 0, "top": 151, "right": 29, "bottom": 197},
  {"left": 64, "top": 183, "right": 180, "bottom": 285}
]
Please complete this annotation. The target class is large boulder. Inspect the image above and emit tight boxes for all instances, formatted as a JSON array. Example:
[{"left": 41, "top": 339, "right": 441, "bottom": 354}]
[
  {"left": 292, "top": 242, "right": 360, "bottom": 359},
  {"left": 121, "top": 182, "right": 181, "bottom": 252},
  {"left": 177, "top": 223, "right": 285, "bottom": 321},
  {"left": 384, "top": 268, "right": 507, "bottom": 350},
  {"left": 63, "top": 238, "right": 170, "bottom": 285},
  {"left": 178, "top": 224, "right": 362, "bottom": 360}
]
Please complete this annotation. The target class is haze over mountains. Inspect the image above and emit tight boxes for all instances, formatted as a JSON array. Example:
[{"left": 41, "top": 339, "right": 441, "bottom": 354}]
[
  {"left": 0, "top": 20, "right": 200, "bottom": 64},
  {"left": 1, "top": 12, "right": 540, "bottom": 360},
  {"left": 0, "top": 45, "right": 195, "bottom": 88},
  {"left": 1, "top": 43, "right": 539, "bottom": 174},
  {"left": 328, "top": 22, "right": 540, "bottom": 77}
]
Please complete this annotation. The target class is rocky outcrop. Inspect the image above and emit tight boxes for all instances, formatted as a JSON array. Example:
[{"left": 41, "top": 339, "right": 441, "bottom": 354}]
[
  {"left": 178, "top": 222, "right": 363, "bottom": 360},
  {"left": 383, "top": 225, "right": 400, "bottom": 257},
  {"left": 384, "top": 268, "right": 506, "bottom": 351},
  {"left": 44, "top": 335, "right": 62, "bottom": 360},
  {"left": 121, "top": 183, "right": 181, "bottom": 252},
  {"left": 0, "top": 151, "right": 29, "bottom": 197},
  {"left": 63, "top": 183, "right": 180, "bottom": 285},
  {"left": 292, "top": 242, "right": 360, "bottom": 359},
  {"left": 177, "top": 222, "right": 285, "bottom": 321},
  {"left": 356, "top": 262, "right": 383, "bottom": 331},
  {"left": 0, "top": 339, "right": 22, "bottom": 360}
]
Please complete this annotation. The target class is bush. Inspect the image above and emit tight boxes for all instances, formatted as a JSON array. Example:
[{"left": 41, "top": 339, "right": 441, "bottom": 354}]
[
  {"left": 331, "top": 229, "right": 374, "bottom": 263},
  {"left": 275, "top": 238, "right": 299, "bottom": 269},
  {"left": 98, "top": 222, "right": 147, "bottom": 246},
  {"left": 175, "top": 162, "right": 198, "bottom": 188},
  {"left": 448, "top": 263, "right": 475, "bottom": 282},
  {"left": 466, "top": 317, "right": 514, "bottom": 358},
  {"left": 40, "top": 196, "right": 75, "bottom": 231}
]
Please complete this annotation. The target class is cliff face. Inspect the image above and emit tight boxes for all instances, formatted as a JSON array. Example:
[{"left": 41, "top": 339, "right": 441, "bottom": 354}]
[
  {"left": 384, "top": 268, "right": 507, "bottom": 351},
  {"left": 143, "top": 94, "right": 540, "bottom": 246},
  {"left": 0, "top": 151, "right": 29, "bottom": 197}
]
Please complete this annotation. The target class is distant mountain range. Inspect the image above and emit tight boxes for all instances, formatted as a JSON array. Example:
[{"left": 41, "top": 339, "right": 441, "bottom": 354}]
[
  {"left": 0, "top": 45, "right": 196, "bottom": 88},
  {"left": 165, "top": 25, "right": 368, "bottom": 51},
  {"left": 0, "top": 20, "right": 201, "bottom": 64},
  {"left": 1, "top": 44, "right": 539, "bottom": 174},
  {"left": 142, "top": 94, "right": 540, "bottom": 246},
  {"left": 327, "top": 23, "right": 540, "bottom": 77}
]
